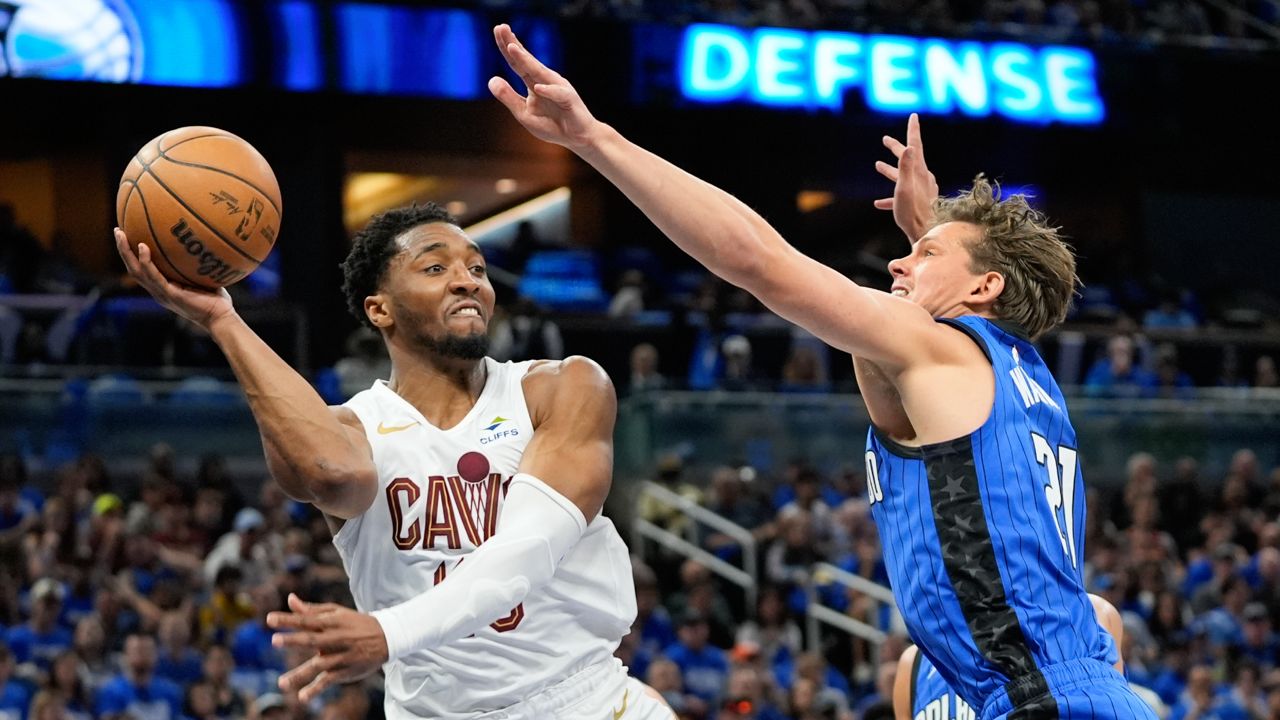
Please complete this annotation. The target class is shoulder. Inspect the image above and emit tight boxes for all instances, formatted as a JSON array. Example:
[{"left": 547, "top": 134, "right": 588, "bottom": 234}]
[
  {"left": 329, "top": 404, "right": 366, "bottom": 432},
  {"left": 522, "top": 356, "right": 616, "bottom": 421}
]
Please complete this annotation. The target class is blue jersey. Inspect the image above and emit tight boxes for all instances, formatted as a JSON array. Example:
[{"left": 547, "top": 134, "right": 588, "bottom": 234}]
[
  {"left": 911, "top": 650, "right": 976, "bottom": 720},
  {"left": 866, "top": 317, "right": 1115, "bottom": 714}
]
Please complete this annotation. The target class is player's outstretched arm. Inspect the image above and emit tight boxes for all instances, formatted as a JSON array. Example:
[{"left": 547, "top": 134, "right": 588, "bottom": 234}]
[
  {"left": 873, "top": 113, "right": 939, "bottom": 244},
  {"left": 269, "top": 357, "right": 616, "bottom": 700},
  {"left": 488, "top": 25, "right": 945, "bottom": 369},
  {"left": 893, "top": 646, "right": 916, "bottom": 720},
  {"left": 115, "top": 231, "right": 377, "bottom": 519}
]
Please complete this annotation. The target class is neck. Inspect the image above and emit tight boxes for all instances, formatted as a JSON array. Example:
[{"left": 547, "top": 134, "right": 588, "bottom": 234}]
[{"left": 386, "top": 352, "right": 488, "bottom": 427}]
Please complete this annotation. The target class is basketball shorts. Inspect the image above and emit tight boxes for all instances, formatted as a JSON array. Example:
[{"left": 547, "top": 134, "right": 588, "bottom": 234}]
[
  {"left": 980, "top": 658, "right": 1159, "bottom": 720},
  {"left": 471, "top": 658, "right": 675, "bottom": 720}
]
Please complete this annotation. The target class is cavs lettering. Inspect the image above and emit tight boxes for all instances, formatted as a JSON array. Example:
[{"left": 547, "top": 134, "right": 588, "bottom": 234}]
[{"left": 384, "top": 450, "right": 524, "bottom": 631}]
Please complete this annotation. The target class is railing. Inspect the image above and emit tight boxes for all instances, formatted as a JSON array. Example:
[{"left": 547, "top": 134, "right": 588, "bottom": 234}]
[
  {"left": 804, "top": 562, "right": 900, "bottom": 659},
  {"left": 631, "top": 480, "right": 759, "bottom": 613}
]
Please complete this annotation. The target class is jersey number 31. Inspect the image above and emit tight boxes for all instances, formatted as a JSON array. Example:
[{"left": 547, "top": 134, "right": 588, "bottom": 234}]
[{"left": 1032, "top": 433, "right": 1079, "bottom": 569}]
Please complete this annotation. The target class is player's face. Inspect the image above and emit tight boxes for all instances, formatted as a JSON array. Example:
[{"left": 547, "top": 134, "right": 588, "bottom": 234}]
[
  {"left": 886, "top": 221, "right": 991, "bottom": 318},
  {"left": 384, "top": 223, "right": 496, "bottom": 359}
]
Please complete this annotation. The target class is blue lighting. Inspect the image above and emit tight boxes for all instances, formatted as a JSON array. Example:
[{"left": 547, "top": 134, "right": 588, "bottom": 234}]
[
  {"left": 271, "top": 0, "right": 322, "bottom": 91},
  {"left": 128, "top": 0, "right": 243, "bottom": 87},
  {"left": 679, "top": 24, "right": 1105, "bottom": 124}
]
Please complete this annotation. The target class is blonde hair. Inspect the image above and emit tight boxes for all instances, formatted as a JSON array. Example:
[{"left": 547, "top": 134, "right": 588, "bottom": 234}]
[{"left": 932, "top": 176, "right": 1079, "bottom": 340}]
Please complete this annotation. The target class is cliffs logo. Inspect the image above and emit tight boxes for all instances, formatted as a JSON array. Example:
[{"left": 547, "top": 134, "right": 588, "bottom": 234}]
[
  {"left": 479, "top": 415, "right": 519, "bottom": 445},
  {"left": 0, "top": 0, "right": 143, "bottom": 82}
]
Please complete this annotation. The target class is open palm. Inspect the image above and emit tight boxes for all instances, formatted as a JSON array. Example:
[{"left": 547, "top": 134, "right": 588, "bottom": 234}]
[{"left": 488, "top": 24, "right": 600, "bottom": 151}]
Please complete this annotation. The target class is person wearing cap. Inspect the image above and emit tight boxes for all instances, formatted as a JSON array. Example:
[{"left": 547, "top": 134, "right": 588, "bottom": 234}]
[
  {"left": 663, "top": 610, "right": 730, "bottom": 707},
  {"left": 203, "top": 507, "right": 273, "bottom": 589},
  {"left": 253, "top": 692, "right": 289, "bottom": 719},
  {"left": 1242, "top": 602, "right": 1280, "bottom": 669},
  {"left": 3, "top": 578, "right": 72, "bottom": 672}
]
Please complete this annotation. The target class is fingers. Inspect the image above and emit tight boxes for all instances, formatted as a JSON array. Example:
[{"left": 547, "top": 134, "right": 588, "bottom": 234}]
[
  {"left": 134, "top": 243, "right": 174, "bottom": 290},
  {"left": 503, "top": 39, "right": 561, "bottom": 88},
  {"left": 874, "top": 160, "right": 899, "bottom": 182},
  {"left": 267, "top": 610, "right": 331, "bottom": 633},
  {"left": 278, "top": 651, "right": 341, "bottom": 694},
  {"left": 907, "top": 112, "right": 923, "bottom": 152},
  {"left": 882, "top": 134, "right": 906, "bottom": 159},
  {"left": 493, "top": 24, "right": 519, "bottom": 69},
  {"left": 114, "top": 229, "right": 143, "bottom": 276},
  {"left": 532, "top": 82, "right": 575, "bottom": 108},
  {"left": 287, "top": 593, "right": 310, "bottom": 614},
  {"left": 298, "top": 671, "right": 336, "bottom": 704},
  {"left": 874, "top": 198, "right": 895, "bottom": 210},
  {"left": 488, "top": 76, "right": 526, "bottom": 116}
]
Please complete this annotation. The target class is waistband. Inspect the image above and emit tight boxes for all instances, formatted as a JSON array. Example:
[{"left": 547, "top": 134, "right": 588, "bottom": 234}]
[
  {"left": 471, "top": 659, "right": 624, "bottom": 720},
  {"left": 980, "top": 658, "right": 1124, "bottom": 720}
]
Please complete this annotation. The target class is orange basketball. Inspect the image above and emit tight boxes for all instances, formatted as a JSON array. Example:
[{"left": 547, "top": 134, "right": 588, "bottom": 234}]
[{"left": 116, "top": 126, "right": 282, "bottom": 289}]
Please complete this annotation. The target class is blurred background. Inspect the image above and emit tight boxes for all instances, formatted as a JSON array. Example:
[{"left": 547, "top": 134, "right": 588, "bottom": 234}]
[{"left": 1, "top": 0, "right": 1279, "bottom": 718}]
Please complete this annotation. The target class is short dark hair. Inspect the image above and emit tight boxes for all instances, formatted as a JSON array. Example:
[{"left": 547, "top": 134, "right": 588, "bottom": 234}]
[{"left": 341, "top": 203, "right": 459, "bottom": 328}]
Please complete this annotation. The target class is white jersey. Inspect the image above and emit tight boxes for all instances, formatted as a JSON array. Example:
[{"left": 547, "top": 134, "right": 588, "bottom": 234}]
[{"left": 334, "top": 358, "right": 637, "bottom": 720}]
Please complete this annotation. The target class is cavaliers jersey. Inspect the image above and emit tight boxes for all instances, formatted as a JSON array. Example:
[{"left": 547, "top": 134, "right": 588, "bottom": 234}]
[
  {"left": 865, "top": 317, "right": 1116, "bottom": 714},
  {"left": 335, "top": 358, "right": 637, "bottom": 720},
  {"left": 910, "top": 650, "right": 976, "bottom": 720}
]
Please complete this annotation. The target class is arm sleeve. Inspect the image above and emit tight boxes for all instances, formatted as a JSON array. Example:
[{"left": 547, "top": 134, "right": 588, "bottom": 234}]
[{"left": 370, "top": 473, "right": 587, "bottom": 659}]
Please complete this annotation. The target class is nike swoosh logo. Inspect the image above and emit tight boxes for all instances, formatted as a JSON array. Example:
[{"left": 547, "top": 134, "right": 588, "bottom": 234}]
[
  {"left": 377, "top": 421, "right": 420, "bottom": 435},
  {"left": 613, "top": 689, "right": 628, "bottom": 720}
]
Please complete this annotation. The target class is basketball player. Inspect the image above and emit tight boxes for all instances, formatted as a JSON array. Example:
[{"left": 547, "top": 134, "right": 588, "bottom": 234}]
[
  {"left": 112, "top": 205, "right": 673, "bottom": 719},
  {"left": 489, "top": 24, "right": 1155, "bottom": 719},
  {"left": 894, "top": 595, "right": 1124, "bottom": 720}
]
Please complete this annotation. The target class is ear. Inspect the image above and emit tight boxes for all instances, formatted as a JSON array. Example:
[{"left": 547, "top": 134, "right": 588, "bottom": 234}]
[
  {"left": 970, "top": 270, "right": 1005, "bottom": 306},
  {"left": 364, "top": 294, "right": 392, "bottom": 329}
]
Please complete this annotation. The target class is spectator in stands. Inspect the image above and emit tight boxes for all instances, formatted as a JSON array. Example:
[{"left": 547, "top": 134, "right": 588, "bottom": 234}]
[
  {"left": 735, "top": 586, "right": 802, "bottom": 675},
  {"left": 702, "top": 466, "right": 773, "bottom": 562},
  {"left": 0, "top": 203, "right": 44, "bottom": 295},
  {"left": 333, "top": 327, "right": 391, "bottom": 400},
  {"left": 1144, "top": 291, "right": 1198, "bottom": 329},
  {"left": 628, "top": 342, "right": 667, "bottom": 393},
  {"left": 637, "top": 454, "right": 703, "bottom": 545},
  {"left": 72, "top": 616, "right": 112, "bottom": 692},
  {"left": 777, "top": 468, "right": 835, "bottom": 556},
  {"left": 664, "top": 610, "right": 730, "bottom": 707},
  {"left": 631, "top": 561, "right": 675, "bottom": 670},
  {"left": 1154, "top": 344, "right": 1195, "bottom": 399},
  {"left": 721, "top": 665, "right": 788, "bottom": 720},
  {"left": 0, "top": 644, "right": 30, "bottom": 720},
  {"left": 1170, "top": 664, "right": 1244, "bottom": 720},
  {"left": 765, "top": 510, "right": 820, "bottom": 613},
  {"left": 1196, "top": 575, "right": 1251, "bottom": 649},
  {"left": 609, "top": 269, "right": 647, "bottom": 319},
  {"left": 853, "top": 660, "right": 897, "bottom": 717},
  {"left": 0, "top": 455, "right": 37, "bottom": 564},
  {"left": 155, "top": 612, "right": 202, "bottom": 687},
  {"left": 488, "top": 296, "right": 564, "bottom": 362},
  {"left": 1085, "top": 334, "right": 1158, "bottom": 397},
  {"left": 1161, "top": 457, "right": 1206, "bottom": 554},
  {"left": 645, "top": 657, "right": 703, "bottom": 719},
  {"left": 788, "top": 653, "right": 852, "bottom": 717},
  {"left": 718, "top": 334, "right": 760, "bottom": 391},
  {"left": 5, "top": 578, "right": 72, "bottom": 672},
  {"left": 203, "top": 508, "right": 271, "bottom": 589},
  {"left": 779, "top": 345, "right": 830, "bottom": 393},
  {"left": 183, "top": 682, "right": 220, "bottom": 720},
  {"left": 666, "top": 560, "right": 737, "bottom": 649},
  {"left": 1256, "top": 356, "right": 1278, "bottom": 388},
  {"left": 95, "top": 633, "right": 183, "bottom": 720},
  {"left": 201, "top": 645, "right": 249, "bottom": 717},
  {"left": 46, "top": 648, "right": 94, "bottom": 719},
  {"left": 1242, "top": 602, "right": 1280, "bottom": 669},
  {"left": 230, "top": 585, "right": 285, "bottom": 680},
  {"left": 197, "top": 566, "right": 253, "bottom": 648}
]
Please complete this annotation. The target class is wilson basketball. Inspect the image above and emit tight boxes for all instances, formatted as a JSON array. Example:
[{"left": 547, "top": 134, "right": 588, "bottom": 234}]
[{"left": 116, "top": 126, "right": 282, "bottom": 289}]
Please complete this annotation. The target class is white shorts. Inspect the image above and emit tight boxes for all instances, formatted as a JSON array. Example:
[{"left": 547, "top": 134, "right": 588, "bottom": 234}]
[{"left": 471, "top": 659, "right": 675, "bottom": 720}]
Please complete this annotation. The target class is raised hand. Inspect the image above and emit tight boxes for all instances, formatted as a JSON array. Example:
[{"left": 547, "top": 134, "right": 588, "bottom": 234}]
[
  {"left": 114, "top": 228, "right": 235, "bottom": 330},
  {"left": 488, "top": 24, "right": 602, "bottom": 151},
  {"left": 268, "top": 593, "right": 388, "bottom": 703},
  {"left": 873, "top": 113, "right": 939, "bottom": 243}
]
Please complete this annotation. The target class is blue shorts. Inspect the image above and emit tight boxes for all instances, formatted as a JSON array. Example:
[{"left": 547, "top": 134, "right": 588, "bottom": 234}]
[{"left": 980, "top": 658, "right": 1158, "bottom": 720}]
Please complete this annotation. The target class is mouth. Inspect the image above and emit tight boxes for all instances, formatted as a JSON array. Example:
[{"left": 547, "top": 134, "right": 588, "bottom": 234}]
[
  {"left": 448, "top": 302, "right": 483, "bottom": 319},
  {"left": 891, "top": 286, "right": 911, "bottom": 298}
]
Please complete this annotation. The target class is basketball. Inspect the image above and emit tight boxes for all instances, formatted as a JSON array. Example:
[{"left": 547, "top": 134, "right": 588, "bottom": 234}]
[{"left": 116, "top": 126, "right": 282, "bottom": 290}]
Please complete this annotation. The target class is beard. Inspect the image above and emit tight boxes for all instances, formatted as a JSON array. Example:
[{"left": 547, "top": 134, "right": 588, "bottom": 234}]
[{"left": 417, "top": 330, "right": 489, "bottom": 360}]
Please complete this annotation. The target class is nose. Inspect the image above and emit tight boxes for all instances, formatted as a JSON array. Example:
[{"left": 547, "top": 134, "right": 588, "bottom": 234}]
[
  {"left": 887, "top": 255, "right": 909, "bottom": 277},
  {"left": 447, "top": 264, "right": 479, "bottom": 295}
]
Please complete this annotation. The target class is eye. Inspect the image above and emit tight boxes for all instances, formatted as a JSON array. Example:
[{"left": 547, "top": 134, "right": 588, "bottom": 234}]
[
  {"left": 471, "top": 265, "right": 487, "bottom": 275},
  {"left": 424, "top": 264, "right": 444, "bottom": 274},
  {"left": 923, "top": 250, "right": 935, "bottom": 257}
]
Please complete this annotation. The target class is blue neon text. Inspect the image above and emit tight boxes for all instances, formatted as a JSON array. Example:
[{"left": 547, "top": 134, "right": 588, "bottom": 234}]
[{"left": 680, "top": 24, "right": 1104, "bottom": 124}]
